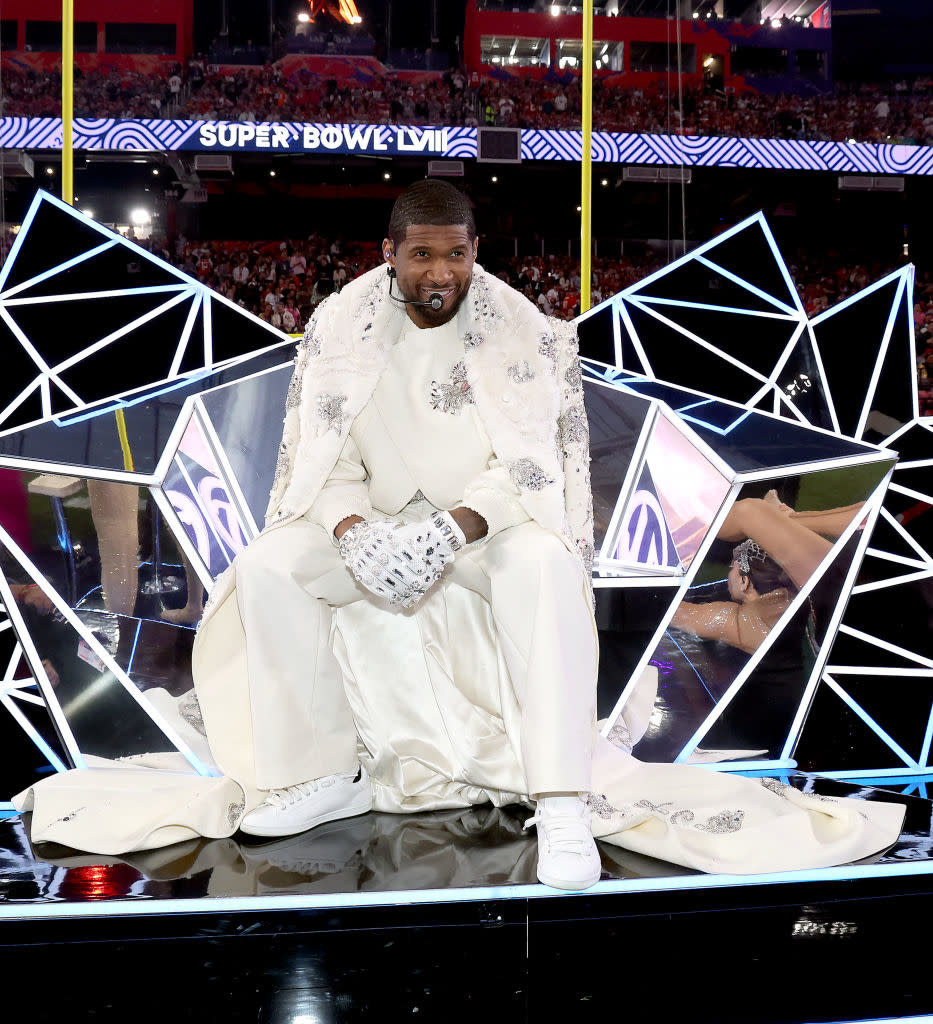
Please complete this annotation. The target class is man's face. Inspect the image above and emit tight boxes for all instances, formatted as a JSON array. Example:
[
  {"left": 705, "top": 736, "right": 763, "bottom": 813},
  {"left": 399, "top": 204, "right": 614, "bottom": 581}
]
[{"left": 383, "top": 223, "right": 477, "bottom": 328}]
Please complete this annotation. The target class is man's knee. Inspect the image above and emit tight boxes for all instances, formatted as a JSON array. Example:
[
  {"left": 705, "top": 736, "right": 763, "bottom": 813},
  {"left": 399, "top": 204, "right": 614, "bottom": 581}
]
[
  {"left": 234, "top": 521, "right": 334, "bottom": 584},
  {"left": 485, "top": 524, "right": 581, "bottom": 584}
]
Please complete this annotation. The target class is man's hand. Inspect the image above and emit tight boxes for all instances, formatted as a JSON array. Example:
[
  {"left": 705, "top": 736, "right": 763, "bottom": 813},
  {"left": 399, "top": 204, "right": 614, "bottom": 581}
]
[{"left": 339, "top": 512, "right": 467, "bottom": 608}]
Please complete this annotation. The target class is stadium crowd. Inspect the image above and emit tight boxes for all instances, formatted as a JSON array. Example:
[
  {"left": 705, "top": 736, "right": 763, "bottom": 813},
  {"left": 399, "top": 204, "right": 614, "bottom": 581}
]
[
  {"left": 5, "top": 60, "right": 933, "bottom": 146},
  {"left": 2, "top": 219, "right": 930, "bottom": 407}
]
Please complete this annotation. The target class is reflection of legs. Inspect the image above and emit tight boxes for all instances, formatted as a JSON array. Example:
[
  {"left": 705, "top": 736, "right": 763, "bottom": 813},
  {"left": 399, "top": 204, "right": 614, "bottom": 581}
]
[
  {"left": 161, "top": 551, "right": 205, "bottom": 626},
  {"left": 88, "top": 480, "right": 139, "bottom": 616}
]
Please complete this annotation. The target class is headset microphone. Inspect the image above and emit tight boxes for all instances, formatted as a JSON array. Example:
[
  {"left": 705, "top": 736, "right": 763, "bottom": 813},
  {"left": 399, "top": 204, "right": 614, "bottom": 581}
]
[{"left": 386, "top": 266, "right": 445, "bottom": 311}]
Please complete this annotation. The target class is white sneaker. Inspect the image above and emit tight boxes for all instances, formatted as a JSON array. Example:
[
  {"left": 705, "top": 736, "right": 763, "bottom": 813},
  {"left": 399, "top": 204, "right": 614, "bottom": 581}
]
[
  {"left": 239, "top": 765, "right": 373, "bottom": 838},
  {"left": 525, "top": 795, "right": 602, "bottom": 891}
]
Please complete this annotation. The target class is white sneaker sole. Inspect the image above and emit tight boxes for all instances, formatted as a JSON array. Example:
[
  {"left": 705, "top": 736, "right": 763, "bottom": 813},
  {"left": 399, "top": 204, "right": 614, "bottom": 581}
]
[
  {"left": 238, "top": 790, "right": 373, "bottom": 838},
  {"left": 536, "top": 863, "right": 602, "bottom": 891}
]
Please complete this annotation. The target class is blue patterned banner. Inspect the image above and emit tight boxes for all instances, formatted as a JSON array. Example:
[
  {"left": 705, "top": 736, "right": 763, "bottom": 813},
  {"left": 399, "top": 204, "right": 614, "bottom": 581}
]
[{"left": 3, "top": 117, "right": 933, "bottom": 175}]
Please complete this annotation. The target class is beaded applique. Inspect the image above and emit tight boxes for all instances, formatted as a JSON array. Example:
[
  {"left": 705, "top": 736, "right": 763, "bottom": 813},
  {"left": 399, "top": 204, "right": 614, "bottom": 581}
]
[
  {"left": 179, "top": 692, "right": 206, "bottom": 735},
  {"left": 430, "top": 360, "right": 474, "bottom": 414},
  {"left": 227, "top": 799, "right": 245, "bottom": 829},
  {"left": 538, "top": 334, "right": 557, "bottom": 362},
  {"left": 317, "top": 393, "right": 348, "bottom": 432},
  {"left": 564, "top": 362, "right": 583, "bottom": 392},
  {"left": 463, "top": 330, "right": 484, "bottom": 349},
  {"left": 558, "top": 406, "right": 589, "bottom": 450},
  {"left": 606, "top": 715, "right": 633, "bottom": 751},
  {"left": 285, "top": 372, "right": 303, "bottom": 412},
  {"left": 586, "top": 793, "right": 617, "bottom": 820},
  {"left": 760, "top": 778, "right": 791, "bottom": 799},
  {"left": 508, "top": 458, "right": 553, "bottom": 491},
  {"left": 507, "top": 360, "right": 535, "bottom": 383}
]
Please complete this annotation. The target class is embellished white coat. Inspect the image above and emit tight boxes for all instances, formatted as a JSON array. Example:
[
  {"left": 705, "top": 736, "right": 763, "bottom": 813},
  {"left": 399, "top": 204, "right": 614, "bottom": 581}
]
[{"left": 200, "top": 263, "right": 595, "bottom": 625}]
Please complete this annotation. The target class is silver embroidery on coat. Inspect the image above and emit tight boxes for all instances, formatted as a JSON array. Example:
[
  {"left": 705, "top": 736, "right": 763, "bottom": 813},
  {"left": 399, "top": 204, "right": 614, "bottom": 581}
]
[
  {"left": 695, "top": 810, "right": 746, "bottom": 834},
  {"left": 564, "top": 362, "right": 583, "bottom": 391},
  {"left": 507, "top": 360, "right": 535, "bottom": 383},
  {"left": 179, "top": 692, "right": 206, "bottom": 736},
  {"left": 538, "top": 334, "right": 557, "bottom": 362},
  {"left": 430, "top": 360, "right": 474, "bottom": 414},
  {"left": 285, "top": 371, "right": 303, "bottom": 412},
  {"left": 508, "top": 458, "right": 553, "bottom": 491},
  {"left": 760, "top": 778, "right": 791, "bottom": 799},
  {"left": 463, "top": 330, "right": 484, "bottom": 349},
  {"left": 578, "top": 540, "right": 595, "bottom": 573},
  {"left": 586, "top": 794, "right": 617, "bottom": 820},
  {"left": 228, "top": 799, "right": 245, "bottom": 829},
  {"left": 317, "top": 393, "right": 348, "bottom": 432},
  {"left": 558, "top": 406, "right": 588, "bottom": 450},
  {"left": 606, "top": 716, "right": 633, "bottom": 751}
]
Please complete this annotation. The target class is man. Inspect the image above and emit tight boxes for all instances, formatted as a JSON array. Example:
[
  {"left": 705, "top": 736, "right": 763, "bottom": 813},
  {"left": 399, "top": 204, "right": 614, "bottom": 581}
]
[{"left": 192, "top": 179, "right": 602, "bottom": 890}]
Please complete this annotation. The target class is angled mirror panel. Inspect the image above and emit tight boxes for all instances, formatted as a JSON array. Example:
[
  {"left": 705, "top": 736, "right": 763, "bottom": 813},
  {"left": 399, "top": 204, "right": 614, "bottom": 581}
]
[
  {"left": 55, "top": 297, "right": 198, "bottom": 406},
  {"left": 608, "top": 411, "right": 731, "bottom": 571},
  {"left": 621, "top": 465, "right": 887, "bottom": 764},
  {"left": 7, "top": 292, "right": 188, "bottom": 380},
  {"left": 0, "top": 344, "right": 293, "bottom": 475},
  {"left": 691, "top": 221, "right": 799, "bottom": 310},
  {"left": 773, "top": 330, "right": 835, "bottom": 431},
  {"left": 624, "top": 301, "right": 766, "bottom": 401},
  {"left": 0, "top": 195, "right": 114, "bottom": 292},
  {"left": 633, "top": 301, "right": 800, "bottom": 378},
  {"left": 0, "top": 471, "right": 202, "bottom": 762},
  {"left": 208, "top": 295, "right": 292, "bottom": 365},
  {"left": 198, "top": 364, "right": 293, "bottom": 528},
  {"left": 627, "top": 253, "right": 785, "bottom": 313},
  {"left": 10, "top": 243, "right": 189, "bottom": 298},
  {"left": 811, "top": 278, "right": 903, "bottom": 438},
  {"left": 162, "top": 414, "right": 253, "bottom": 582},
  {"left": 582, "top": 380, "right": 653, "bottom": 555},
  {"left": 686, "top": 408, "right": 887, "bottom": 473},
  {"left": 576, "top": 301, "right": 616, "bottom": 366}
]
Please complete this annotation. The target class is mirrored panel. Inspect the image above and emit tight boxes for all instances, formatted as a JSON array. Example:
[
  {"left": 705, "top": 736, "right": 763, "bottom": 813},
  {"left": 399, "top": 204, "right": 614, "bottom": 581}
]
[
  {"left": 582, "top": 380, "right": 652, "bottom": 554},
  {"left": 608, "top": 412, "right": 732, "bottom": 571},
  {"left": 161, "top": 412, "right": 254, "bottom": 581},
  {"left": 614, "top": 461, "right": 893, "bottom": 764},
  {"left": 199, "top": 365, "right": 292, "bottom": 527},
  {"left": 0, "top": 469, "right": 201, "bottom": 762},
  {"left": 0, "top": 346, "right": 292, "bottom": 475}
]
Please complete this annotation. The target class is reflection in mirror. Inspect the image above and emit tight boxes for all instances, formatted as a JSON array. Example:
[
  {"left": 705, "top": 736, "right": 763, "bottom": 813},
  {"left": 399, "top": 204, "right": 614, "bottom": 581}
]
[
  {"left": 0, "top": 469, "right": 200, "bottom": 761},
  {"left": 610, "top": 413, "right": 731, "bottom": 571},
  {"left": 582, "top": 381, "right": 652, "bottom": 554},
  {"left": 618, "top": 461, "right": 893, "bottom": 764}
]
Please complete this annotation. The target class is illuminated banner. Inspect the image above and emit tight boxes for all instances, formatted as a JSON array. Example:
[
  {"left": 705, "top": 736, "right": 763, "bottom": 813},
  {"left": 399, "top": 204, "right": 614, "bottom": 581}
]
[{"left": 3, "top": 117, "right": 933, "bottom": 175}]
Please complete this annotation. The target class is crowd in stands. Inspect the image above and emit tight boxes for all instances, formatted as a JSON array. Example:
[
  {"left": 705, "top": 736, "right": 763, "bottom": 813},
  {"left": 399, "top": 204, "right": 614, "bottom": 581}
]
[{"left": 5, "top": 59, "right": 933, "bottom": 146}]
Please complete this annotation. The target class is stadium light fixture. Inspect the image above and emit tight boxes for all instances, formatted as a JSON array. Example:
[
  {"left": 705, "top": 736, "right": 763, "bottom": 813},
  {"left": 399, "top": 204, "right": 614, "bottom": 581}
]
[
  {"left": 130, "top": 208, "right": 151, "bottom": 226},
  {"left": 297, "top": 12, "right": 310, "bottom": 22},
  {"left": 551, "top": 4, "right": 560, "bottom": 16}
]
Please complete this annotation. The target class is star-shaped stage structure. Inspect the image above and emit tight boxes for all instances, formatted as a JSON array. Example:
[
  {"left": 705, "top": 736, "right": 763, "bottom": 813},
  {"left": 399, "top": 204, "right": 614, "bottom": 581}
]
[{"left": 0, "top": 194, "right": 929, "bottom": 805}]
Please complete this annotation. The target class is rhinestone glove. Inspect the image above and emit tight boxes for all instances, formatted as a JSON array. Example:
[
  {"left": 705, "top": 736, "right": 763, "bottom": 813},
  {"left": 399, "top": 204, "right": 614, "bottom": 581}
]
[{"left": 339, "top": 511, "right": 466, "bottom": 608}]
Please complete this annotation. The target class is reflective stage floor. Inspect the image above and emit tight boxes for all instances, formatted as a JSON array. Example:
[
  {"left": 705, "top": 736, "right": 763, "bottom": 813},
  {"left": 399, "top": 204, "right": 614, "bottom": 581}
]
[{"left": 3, "top": 776, "right": 933, "bottom": 1023}]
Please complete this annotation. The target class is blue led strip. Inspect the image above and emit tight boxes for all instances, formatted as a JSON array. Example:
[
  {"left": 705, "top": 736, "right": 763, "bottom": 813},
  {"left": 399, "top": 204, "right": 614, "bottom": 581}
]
[
  {"left": 823, "top": 674, "right": 920, "bottom": 769},
  {"left": 4, "top": 857, "right": 933, "bottom": 922},
  {"left": 0, "top": 240, "right": 119, "bottom": 300}
]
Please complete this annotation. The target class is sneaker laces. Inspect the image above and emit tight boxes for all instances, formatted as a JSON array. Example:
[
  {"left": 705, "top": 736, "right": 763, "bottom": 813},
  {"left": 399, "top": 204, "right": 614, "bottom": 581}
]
[
  {"left": 523, "top": 807, "right": 593, "bottom": 854},
  {"left": 262, "top": 771, "right": 352, "bottom": 810}
]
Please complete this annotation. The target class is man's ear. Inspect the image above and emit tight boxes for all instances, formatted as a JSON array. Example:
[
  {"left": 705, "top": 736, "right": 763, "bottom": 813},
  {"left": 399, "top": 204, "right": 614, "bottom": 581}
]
[{"left": 382, "top": 238, "right": 395, "bottom": 268}]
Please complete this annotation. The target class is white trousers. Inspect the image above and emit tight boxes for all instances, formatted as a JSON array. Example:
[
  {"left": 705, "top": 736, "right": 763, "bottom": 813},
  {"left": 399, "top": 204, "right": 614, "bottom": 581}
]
[{"left": 192, "top": 505, "right": 599, "bottom": 802}]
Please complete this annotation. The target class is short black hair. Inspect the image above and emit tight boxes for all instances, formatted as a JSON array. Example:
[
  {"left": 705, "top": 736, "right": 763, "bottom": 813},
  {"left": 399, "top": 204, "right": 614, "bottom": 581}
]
[{"left": 388, "top": 179, "right": 476, "bottom": 246}]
